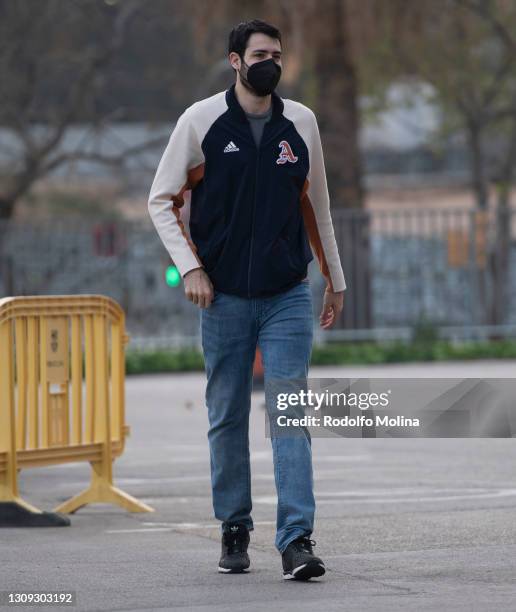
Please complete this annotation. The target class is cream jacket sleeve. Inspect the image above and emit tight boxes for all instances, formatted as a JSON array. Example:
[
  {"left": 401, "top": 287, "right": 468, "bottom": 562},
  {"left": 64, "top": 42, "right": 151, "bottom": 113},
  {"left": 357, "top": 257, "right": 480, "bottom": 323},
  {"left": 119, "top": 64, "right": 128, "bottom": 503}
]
[{"left": 147, "top": 108, "right": 205, "bottom": 278}]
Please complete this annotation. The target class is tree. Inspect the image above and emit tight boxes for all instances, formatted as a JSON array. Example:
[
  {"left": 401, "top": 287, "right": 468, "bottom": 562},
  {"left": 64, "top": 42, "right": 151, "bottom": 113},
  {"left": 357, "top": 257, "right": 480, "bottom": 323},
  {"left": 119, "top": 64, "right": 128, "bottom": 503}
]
[
  {"left": 0, "top": 0, "right": 172, "bottom": 225},
  {"left": 367, "top": 0, "right": 516, "bottom": 325}
]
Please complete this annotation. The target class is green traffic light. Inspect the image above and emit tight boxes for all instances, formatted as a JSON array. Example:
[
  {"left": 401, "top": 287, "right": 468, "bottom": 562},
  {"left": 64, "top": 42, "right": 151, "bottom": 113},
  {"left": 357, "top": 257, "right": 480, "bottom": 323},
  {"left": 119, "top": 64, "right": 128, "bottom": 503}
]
[{"left": 165, "top": 265, "right": 181, "bottom": 287}]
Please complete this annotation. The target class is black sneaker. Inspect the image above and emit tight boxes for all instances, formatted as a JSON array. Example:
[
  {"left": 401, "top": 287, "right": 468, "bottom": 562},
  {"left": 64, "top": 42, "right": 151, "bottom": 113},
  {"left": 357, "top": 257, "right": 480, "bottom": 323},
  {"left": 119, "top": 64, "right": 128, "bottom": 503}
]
[
  {"left": 218, "top": 523, "right": 250, "bottom": 573},
  {"left": 282, "top": 535, "right": 325, "bottom": 580}
]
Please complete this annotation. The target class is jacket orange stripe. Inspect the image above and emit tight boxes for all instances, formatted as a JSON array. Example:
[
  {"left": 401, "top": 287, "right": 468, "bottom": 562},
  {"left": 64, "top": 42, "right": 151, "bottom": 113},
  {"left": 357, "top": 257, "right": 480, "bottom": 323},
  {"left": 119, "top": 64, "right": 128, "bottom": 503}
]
[
  {"left": 170, "top": 162, "right": 205, "bottom": 267},
  {"left": 300, "top": 179, "right": 334, "bottom": 292}
]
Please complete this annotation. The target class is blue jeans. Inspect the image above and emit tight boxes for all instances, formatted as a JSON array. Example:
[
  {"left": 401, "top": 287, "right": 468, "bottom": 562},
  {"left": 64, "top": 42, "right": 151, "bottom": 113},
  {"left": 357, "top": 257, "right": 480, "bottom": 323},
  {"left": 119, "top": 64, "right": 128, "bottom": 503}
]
[{"left": 200, "top": 279, "right": 315, "bottom": 553}]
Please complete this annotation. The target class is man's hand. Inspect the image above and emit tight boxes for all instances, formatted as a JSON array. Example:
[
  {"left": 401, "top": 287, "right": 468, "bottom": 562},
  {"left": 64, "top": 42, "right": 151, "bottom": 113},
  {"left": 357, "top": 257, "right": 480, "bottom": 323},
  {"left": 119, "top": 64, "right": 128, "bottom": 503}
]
[
  {"left": 319, "top": 288, "right": 344, "bottom": 329},
  {"left": 183, "top": 267, "right": 214, "bottom": 309}
]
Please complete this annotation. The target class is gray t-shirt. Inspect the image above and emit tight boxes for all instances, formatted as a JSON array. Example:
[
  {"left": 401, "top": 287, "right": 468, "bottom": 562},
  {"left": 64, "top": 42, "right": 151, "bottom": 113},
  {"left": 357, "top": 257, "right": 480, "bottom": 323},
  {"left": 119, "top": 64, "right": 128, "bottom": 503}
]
[{"left": 245, "top": 105, "right": 273, "bottom": 147}]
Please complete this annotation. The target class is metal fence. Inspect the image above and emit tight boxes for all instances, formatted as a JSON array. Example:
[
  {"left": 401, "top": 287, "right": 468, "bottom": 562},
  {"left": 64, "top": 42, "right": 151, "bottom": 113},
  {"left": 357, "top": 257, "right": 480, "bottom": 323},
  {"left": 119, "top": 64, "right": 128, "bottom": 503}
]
[
  {"left": 1, "top": 205, "right": 515, "bottom": 348},
  {"left": 333, "top": 205, "right": 516, "bottom": 340}
]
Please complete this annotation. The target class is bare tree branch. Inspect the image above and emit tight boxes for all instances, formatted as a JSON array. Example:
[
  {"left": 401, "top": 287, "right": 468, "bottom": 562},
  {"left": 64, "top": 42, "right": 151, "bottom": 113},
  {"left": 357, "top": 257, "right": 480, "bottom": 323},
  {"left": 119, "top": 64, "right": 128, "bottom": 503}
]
[
  {"left": 36, "top": 0, "right": 143, "bottom": 162},
  {"left": 40, "top": 133, "right": 169, "bottom": 175},
  {"left": 454, "top": 0, "right": 516, "bottom": 52},
  {"left": 0, "top": 0, "right": 145, "bottom": 219}
]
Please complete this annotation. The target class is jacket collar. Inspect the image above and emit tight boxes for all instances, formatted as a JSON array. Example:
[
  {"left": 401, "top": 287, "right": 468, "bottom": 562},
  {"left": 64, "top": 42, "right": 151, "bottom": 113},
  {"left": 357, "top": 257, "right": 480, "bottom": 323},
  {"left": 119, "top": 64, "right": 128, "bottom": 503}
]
[{"left": 225, "top": 82, "right": 284, "bottom": 124}]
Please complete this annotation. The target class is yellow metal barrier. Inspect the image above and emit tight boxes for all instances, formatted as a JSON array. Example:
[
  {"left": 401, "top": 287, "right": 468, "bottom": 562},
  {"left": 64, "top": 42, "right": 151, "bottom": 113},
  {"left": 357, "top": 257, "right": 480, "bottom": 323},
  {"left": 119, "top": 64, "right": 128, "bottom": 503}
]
[{"left": 0, "top": 295, "right": 154, "bottom": 519}]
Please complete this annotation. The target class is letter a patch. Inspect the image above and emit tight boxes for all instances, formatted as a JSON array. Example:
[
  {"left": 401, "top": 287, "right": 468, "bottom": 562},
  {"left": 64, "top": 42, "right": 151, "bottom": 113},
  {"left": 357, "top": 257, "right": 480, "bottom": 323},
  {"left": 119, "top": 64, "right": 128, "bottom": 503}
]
[{"left": 276, "top": 140, "right": 298, "bottom": 165}]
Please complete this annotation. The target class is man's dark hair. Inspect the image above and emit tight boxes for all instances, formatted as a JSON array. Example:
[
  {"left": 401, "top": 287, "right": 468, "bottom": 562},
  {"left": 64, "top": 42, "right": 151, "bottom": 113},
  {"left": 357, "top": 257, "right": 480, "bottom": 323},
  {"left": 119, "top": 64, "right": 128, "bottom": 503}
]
[{"left": 228, "top": 19, "right": 282, "bottom": 59}]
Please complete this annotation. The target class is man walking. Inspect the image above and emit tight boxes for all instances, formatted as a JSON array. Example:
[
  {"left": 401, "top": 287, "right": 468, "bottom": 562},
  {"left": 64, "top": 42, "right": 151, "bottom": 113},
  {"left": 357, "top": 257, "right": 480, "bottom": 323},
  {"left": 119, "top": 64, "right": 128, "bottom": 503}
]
[{"left": 148, "top": 19, "right": 346, "bottom": 580}]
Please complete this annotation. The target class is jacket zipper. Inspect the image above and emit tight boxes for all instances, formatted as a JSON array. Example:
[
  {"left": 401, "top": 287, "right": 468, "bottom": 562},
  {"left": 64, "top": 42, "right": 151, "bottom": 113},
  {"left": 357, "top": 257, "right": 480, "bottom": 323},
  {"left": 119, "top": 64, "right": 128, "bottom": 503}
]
[{"left": 247, "top": 136, "right": 262, "bottom": 298}]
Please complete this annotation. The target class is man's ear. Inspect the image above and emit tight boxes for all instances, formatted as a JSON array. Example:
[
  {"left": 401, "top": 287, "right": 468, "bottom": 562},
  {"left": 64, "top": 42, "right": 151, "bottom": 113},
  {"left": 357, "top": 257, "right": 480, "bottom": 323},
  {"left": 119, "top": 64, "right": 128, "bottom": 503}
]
[{"left": 229, "top": 52, "right": 241, "bottom": 71}]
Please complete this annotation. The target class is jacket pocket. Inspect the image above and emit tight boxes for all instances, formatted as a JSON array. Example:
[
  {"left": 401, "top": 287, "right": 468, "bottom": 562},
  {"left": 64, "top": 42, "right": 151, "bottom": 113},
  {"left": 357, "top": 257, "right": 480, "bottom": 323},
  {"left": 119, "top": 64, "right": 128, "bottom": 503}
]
[
  {"left": 202, "top": 231, "right": 229, "bottom": 274},
  {"left": 272, "top": 235, "right": 309, "bottom": 276}
]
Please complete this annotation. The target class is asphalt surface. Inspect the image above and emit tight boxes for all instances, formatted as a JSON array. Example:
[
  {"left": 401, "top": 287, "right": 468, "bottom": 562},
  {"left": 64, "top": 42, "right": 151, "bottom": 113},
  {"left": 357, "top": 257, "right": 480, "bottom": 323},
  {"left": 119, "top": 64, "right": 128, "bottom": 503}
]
[{"left": 2, "top": 359, "right": 516, "bottom": 611}]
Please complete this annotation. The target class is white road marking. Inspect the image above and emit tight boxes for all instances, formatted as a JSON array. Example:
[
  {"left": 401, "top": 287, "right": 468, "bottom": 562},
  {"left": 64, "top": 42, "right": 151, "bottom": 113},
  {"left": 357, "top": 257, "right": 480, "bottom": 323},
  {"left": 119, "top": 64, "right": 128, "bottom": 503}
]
[
  {"left": 105, "top": 528, "right": 178, "bottom": 534},
  {"left": 104, "top": 487, "right": 516, "bottom": 534},
  {"left": 59, "top": 466, "right": 374, "bottom": 488},
  {"left": 135, "top": 485, "right": 516, "bottom": 506},
  {"left": 252, "top": 488, "right": 516, "bottom": 505},
  {"left": 48, "top": 453, "right": 373, "bottom": 472},
  {"left": 106, "top": 520, "right": 276, "bottom": 534}
]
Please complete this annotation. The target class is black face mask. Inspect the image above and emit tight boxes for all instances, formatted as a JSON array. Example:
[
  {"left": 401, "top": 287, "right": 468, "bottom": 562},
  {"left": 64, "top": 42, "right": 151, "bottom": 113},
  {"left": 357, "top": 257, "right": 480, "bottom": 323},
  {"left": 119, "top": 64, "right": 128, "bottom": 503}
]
[{"left": 239, "top": 58, "right": 281, "bottom": 97}]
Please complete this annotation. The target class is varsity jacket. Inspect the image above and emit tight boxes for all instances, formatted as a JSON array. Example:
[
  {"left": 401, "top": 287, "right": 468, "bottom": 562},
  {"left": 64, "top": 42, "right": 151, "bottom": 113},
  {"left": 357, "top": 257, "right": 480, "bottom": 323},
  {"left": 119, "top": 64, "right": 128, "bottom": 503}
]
[{"left": 147, "top": 83, "right": 346, "bottom": 298}]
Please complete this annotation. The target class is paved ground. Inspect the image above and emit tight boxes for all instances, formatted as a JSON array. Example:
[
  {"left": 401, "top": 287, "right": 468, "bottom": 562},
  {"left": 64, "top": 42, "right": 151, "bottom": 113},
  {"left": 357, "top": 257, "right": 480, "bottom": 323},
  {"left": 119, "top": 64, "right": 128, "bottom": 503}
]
[{"left": 3, "top": 359, "right": 516, "bottom": 611}]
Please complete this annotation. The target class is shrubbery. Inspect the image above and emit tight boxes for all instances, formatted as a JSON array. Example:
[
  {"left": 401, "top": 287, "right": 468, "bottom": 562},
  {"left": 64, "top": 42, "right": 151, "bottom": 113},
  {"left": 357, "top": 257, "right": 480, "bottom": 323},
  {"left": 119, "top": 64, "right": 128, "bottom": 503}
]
[{"left": 125, "top": 338, "right": 516, "bottom": 374}]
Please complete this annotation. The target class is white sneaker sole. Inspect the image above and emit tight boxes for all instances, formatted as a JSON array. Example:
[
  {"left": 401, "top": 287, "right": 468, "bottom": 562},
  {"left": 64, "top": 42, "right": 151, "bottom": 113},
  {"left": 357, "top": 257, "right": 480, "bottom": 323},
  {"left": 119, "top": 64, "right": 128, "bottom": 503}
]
[
  {"left": 218, "top": 565, "right": 250, "bottom": 573},
  {"left": 283, "top": 561, "right": 325, "bottom": 580}
]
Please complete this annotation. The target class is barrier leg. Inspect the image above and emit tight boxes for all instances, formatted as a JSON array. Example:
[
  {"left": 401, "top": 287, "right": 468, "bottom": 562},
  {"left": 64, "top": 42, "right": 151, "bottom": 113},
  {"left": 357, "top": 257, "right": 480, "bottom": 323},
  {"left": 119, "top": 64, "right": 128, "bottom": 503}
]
[
  {"left": 55, "top": 314, "right": 153, "bottom": 514},
  {"left": 0, "top": 479, "right": 44, "bottom": 517},
  {"left": 53, "top": 458, "right": 155, "bottom": 514},
  {"left": 0, "top": 319, "right": 70, "bottom": 527}
]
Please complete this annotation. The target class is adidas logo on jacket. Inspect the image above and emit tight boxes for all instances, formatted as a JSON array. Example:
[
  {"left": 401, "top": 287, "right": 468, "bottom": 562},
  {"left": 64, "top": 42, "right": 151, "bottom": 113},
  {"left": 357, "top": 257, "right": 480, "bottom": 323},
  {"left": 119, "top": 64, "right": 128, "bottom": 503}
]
[
  {"left": 148, "top": 83, "right": 346, "bottom": 297},
  {"left": 224, "top": 141, "right": 240, "bottom": 153}
]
